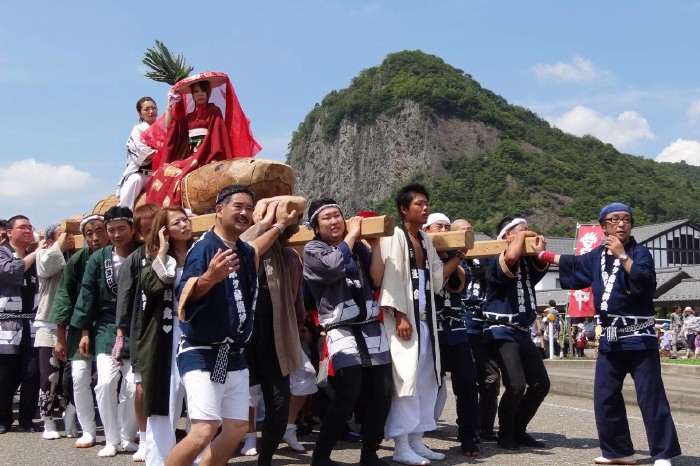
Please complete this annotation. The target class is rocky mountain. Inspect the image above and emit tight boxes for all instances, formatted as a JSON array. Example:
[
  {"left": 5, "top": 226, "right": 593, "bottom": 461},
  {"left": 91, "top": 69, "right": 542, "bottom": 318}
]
[{"left": 286, "top": 50, "right": 700, "bottom": 236}]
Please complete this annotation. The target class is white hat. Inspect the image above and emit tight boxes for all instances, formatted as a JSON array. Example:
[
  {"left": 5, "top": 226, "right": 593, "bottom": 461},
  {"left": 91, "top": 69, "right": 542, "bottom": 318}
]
[
  {"left": 685, "top": 306, "right": 694, "bottom": 312},
  {"left": 423, "top": 213, "right": 451, "bottom": 229}
]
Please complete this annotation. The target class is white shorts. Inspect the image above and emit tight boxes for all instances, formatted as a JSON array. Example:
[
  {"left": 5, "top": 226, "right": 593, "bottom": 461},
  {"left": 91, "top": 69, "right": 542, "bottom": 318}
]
[{"left": 182, "top": 369, "right": 249, "bottom": 422}]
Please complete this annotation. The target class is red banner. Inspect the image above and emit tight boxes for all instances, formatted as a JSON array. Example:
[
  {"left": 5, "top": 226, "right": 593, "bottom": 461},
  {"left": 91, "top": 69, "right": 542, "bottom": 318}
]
[{"left": 567, "top": 224, "right": 604, "bottom": 318}]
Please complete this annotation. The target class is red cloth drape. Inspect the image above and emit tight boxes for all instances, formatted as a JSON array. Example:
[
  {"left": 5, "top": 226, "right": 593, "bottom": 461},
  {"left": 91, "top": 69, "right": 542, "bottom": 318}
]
[{"left": 141, "top": 71, "right": 261, "bottom": 207}]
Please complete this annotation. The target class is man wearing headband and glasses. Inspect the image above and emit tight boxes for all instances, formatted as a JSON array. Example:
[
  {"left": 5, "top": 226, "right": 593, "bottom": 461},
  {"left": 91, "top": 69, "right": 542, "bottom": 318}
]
[
  {"left": 482, "top": 216, "right": 549, "bottom": 451},
  {"left": 167, "top": 185, "right": 297, "bottom": 466},
  {"left": 536, "top": 202, "right": 680, "bottom": 466},
  {"left": 0, "top": 215, "right": 46, "bottom": 434},
  {"left": 71, "top": 206, "right": 140, "bottom": 457},
  {"left": 303, "top": 199, "right": 392, "bottom": 466},
  {"left": 379, "top": 184, "right": 466, "bottom": 465},
  {"left": 49, "top": 214, "right": 109, "bottom": 447}
]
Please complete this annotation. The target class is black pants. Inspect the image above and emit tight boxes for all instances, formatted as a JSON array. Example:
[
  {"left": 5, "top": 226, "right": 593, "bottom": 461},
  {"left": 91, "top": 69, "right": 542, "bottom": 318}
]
[
  {"left": 257, "top": 363, "right": 290, "bottom": 466},
  {"left": 0, "top": 325, "right": 40, "bottom": 428},
  {"left": 492, "top": 338, "right": 550, "bottom": 438},
  {"left": 468, "top": 332, "right": 500, "bottom": 432},
  {"left": 247, "top": 286, "right": 291, "bottom": 466},
  {"left": 595, "top": 350, "right": 680, "bottom": 460},
  {"left": 440, "top": 341, "right": 478, "bottom": 447},
  {"left": 313, "top": 363, "right": 392, "bottom": 460}
]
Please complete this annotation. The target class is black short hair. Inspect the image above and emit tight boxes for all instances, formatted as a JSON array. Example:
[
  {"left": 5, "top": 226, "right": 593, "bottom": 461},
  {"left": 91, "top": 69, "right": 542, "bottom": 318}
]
[
  {"left": 215, "top": 184, "right": 256, "bottom": 206},
  {"left": 496, "top": 216, "right": 515, "bottom": 236},
  {"left": 307, "top": 197, "right": 338, "bottom": 231},
  {"left": 395, "top": 183, "right": 429, "bottom": 220},
  {"left": 7, "top": 215, "right": 29, "bottom": 229},
  {"left": 0, "top": 219, "right": 10, "bottom": 230},
  {"left": 548, "top": 300, "right": 556, "bottom": 307},
  {"left": 104, "top": 206, "right": 134, "bottom": 225}
]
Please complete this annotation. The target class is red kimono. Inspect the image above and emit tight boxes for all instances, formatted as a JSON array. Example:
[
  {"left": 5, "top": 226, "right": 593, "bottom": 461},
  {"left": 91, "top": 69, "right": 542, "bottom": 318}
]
[{"left": 143, "top": 71, "right": 261, "bottom": 207}]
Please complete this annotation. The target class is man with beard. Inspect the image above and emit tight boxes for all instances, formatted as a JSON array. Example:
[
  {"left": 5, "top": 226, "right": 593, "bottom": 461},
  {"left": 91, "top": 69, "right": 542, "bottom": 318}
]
[{"left": 166, "top": 185, "right": 298, "bottom": 466}]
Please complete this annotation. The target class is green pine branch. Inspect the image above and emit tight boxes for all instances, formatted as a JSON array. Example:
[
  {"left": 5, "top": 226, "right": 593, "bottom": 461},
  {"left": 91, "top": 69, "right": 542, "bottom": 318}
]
[{"left": 142, "top": 40, "right": 194, "bottom": 85}]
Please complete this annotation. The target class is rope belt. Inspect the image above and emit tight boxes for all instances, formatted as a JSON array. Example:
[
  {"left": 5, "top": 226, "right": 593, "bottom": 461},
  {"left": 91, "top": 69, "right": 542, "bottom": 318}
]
[
  {"left": 604, "top": 317, "right": 655, "bottom": 342},
  {"left": 0, "top": 312, "right": 36, "bottom": 320},
  {"left": 324, "top": 316, "right": 380, "bottom": 332},
  {"left": 486, "top": 319, "right": 531, "bottom": 333}
]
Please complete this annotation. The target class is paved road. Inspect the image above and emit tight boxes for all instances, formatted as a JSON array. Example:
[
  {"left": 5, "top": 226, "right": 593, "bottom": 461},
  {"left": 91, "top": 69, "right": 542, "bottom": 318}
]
[{"left": 1, "top": 392, "right": 698, "bottom": 465}]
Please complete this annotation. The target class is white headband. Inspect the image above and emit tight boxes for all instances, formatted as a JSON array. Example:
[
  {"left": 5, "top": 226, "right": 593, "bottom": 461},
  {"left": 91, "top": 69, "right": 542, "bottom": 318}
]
[
  {"left": 497, "top": 218, "right": 527, "bottom": 240},
  {"left": 80, "top": 214, "right": 104, "bottom": 233},
  {"left": 423, "top": 213, "right": 451, "bottom": 229},
  {"left": 309, "top": 204, "right": 342, "bottom": 225}
]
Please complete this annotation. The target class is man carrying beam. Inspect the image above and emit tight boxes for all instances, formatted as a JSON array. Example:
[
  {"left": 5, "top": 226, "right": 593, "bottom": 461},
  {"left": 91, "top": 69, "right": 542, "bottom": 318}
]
[
  {"left": 379, "top": 183, "right": 466, "bottom": 465},
  {"left": 482, "top": 216, "right": 549, "bottom": 451},
  {"left": 50, "top": 214, "right": 109, "bottom": 447},
  {"left": 423, "top": 214, "right": 479, "bottom": 458},
  {"left": 303, "top": 199, "right": 392, "bottom": 466}
]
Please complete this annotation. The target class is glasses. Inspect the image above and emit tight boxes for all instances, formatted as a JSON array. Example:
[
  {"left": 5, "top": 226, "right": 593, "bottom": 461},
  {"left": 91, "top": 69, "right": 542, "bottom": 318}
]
[
  {"left": 603, "top": 216, "right": 632, "bottom": 225},
  {"left": 11, "top": 225, "right": 35, "bottom": 232}
]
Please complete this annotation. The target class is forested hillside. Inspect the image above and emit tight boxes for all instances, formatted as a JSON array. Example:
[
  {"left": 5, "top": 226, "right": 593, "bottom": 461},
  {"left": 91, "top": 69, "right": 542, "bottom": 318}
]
[{"left": 288, "top": 51, "right": 700, "bottom": 236}]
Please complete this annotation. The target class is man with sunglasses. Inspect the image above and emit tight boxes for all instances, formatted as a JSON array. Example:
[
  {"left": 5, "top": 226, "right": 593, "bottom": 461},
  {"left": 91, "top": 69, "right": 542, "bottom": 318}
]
[
  {"left": 537, "top": 202, "right": 680, "bottom": 466},
  {"left": 0, "top": 216, "right": 45, "bottom": 433}
]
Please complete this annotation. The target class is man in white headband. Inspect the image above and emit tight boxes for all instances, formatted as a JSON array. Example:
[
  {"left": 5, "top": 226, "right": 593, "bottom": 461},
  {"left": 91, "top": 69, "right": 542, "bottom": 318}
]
[
  {"left": 71, "top": 206, "right": 139, "bottom": 457},
  {"left": 49, "top": 214, "right": 108, "bottom": 447},
  {"left": 481, "top": 216, "right": 550, "bottom": 451},
  {"left": 423, "top": 213, "right": 480, "bottom": 457}
]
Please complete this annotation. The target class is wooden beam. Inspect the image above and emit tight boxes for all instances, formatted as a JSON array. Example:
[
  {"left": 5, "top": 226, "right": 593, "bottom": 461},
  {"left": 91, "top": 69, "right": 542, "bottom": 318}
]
[
  {"left": 465, "top": 237, "right": 538, "bottom": 259},
  {"left": 61, "top": 219, "right": 82, "bottom": 236},
  {"left": 427, "top": 230, "right": 474, "bottom": 251},
  {"left": 286, "top": 215, "right": 395, "bottom": 246}
]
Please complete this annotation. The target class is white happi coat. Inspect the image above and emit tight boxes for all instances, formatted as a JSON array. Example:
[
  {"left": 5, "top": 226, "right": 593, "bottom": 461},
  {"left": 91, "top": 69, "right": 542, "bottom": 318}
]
[{"left": 379, "top": 227, "right": 443, "bottom": 397}]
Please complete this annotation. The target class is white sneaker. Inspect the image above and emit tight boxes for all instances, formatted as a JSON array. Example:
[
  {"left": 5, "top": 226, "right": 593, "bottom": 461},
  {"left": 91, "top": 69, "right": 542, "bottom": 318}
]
[
  {"left": 63, "top": 404, "right": 78, "bottom": 438},
  {"left": 132, "top": 441, "right": 146, "bottom": 462},
  {"left": 98, "top": 444, "right": 118, "bottom": 457},
  {"left": 653, "top": 460, "right": 672, "bottom": 466},
  {"left": 283, "top": 425, "right": 305, "bottom": 452},
  {"left": 408, "top": 433, "right": 445, "bottom": 461},
  {"left": 121, "top": 440, "right": 139, "bottom": 452},
  {"left": 42, "top": 419, "right": 60, "bottom": 440},
  {"left": 241, "top": 433, "right": 258, "bottom": 456},
  {"left": 75, "top": 432, "right": 96, "bottom": 448}
]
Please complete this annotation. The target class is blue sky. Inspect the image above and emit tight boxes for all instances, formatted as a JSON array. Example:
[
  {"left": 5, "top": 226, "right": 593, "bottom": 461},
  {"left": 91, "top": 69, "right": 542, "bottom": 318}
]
[{"left": 2, "top": 1, "right": 700, "bottom": 229}]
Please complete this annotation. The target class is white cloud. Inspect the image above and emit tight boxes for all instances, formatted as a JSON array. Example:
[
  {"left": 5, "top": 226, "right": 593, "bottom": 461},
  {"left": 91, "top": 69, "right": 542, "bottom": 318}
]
[
  {"left": 0, "top": 159, "right": 96, "bottom": 198},
  {"left": 549, "top": 106, "right": 655, "bottom": 150},
  {"left": 656, "top": 139, "right": 700, "bottom": 165},
  {"left": 688, "top": 100, "right": 700, "bottom": 125},
  {"left": 531, "top": 56, "right": 612, "bottom": 84}
]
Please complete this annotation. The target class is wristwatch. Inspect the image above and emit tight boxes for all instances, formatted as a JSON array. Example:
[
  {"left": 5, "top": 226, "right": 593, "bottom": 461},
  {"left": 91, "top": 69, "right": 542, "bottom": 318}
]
[{"left": 619, "top": 253, "right": 629, "bottom": 262}]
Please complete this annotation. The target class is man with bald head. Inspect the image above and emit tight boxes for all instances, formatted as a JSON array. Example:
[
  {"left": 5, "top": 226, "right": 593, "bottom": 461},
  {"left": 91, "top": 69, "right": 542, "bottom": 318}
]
[{"left": 452, "top": 218, "right": 501, "bottom": 443}]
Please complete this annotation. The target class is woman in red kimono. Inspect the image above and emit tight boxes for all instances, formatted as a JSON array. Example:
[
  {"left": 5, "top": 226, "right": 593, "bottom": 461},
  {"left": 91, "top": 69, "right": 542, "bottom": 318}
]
[{"left": 144, "top": 72, "right": 261, "bottom": 207}]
